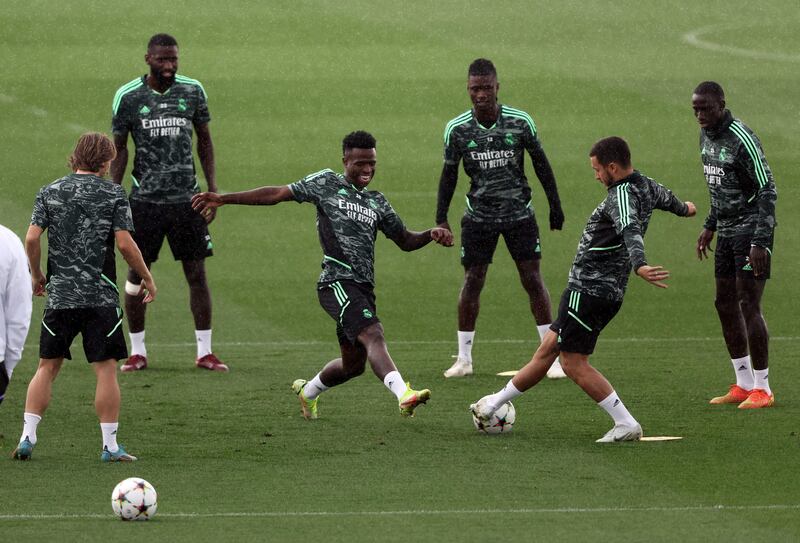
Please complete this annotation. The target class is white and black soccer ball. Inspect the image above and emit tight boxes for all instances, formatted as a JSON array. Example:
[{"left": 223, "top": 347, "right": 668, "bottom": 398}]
[
  {"left": 111, "top": 477, "right": 158, "bottom": 521},
  {"left": 472, "top": 401, "right": 516, "bottom": 434}
]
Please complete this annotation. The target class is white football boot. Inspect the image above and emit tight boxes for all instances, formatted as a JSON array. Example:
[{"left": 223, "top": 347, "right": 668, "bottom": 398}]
[
  {"left": 595, "top": 422, "right": 643, "bottom": 443},
  {"left": 546, "top": 358, "right": 567, "bottom": 379},
  {"left": 469, "top": 396, "right": 497, "bottom": 422},
  {"left": 444, "top": 356, "right": 473, "bottom": 378}
]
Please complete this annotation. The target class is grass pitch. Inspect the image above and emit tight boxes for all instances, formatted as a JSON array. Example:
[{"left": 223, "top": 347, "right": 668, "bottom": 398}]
[{"left": 1, "top": 1, "right": 798, "bottom": 541}]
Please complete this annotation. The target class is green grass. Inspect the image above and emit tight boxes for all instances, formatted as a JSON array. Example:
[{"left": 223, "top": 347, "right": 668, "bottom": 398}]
[{"left": 1, "top": 1, "right": 799, "bottom": 541}]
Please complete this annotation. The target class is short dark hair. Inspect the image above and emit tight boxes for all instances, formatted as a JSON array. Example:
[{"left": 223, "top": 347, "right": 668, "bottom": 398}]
[
  {"left": 148, "top": 33, "right": 178, "bottom": 49},
  {"left": 589, "top": 136, "right": 631, "bottom": 168},
  {"left": 68, "top": 132, "right": 117, "bottom": 172},
  {"left": 468, "top": 58, "right": 496, "bottom": 78},
  {"left": 693, "top": 81, "right": 725, "bottom": 100},
  {"left": 342, "top": 131, "right": 376, "bottom": 154}
]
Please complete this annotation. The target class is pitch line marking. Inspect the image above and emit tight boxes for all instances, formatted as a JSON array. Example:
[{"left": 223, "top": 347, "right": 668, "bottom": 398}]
[
  {"left": 683, "top": 25, "right": 800, "bottom": 62},
  {"left": 137, "top": 336, "right": 800, "bottom": 348},
  {"left": 2, "top": 503, "right": 799, "bottom": 521},
  {"left": 23, "top": 336, "right": 800, "bottom": 350}
]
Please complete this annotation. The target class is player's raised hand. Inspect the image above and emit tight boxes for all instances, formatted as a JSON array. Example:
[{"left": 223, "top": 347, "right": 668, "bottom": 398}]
[
  {"left": 696, "top": 228, "right": 714, "bottom": 260},
  {"left": 685, "top": 202, "right": 697, "bottom": 217},
  {"left": 636, "top": 265, "right": 670, "bottom": 288},
  {"left": 192, "top": 192, "right": 223, "bottom": 213},
  {"left": 431, "top": 227, "right": 454, "bottom": 247}
]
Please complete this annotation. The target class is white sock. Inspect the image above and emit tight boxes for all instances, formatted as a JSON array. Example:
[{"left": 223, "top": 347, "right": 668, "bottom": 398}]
[
  {"left": 21, "top": 412, "right": 42, "bottom": 445},
  {"left": 101, "top": 422, "right": 119, "bottom": 453},
  {"left": 129, "top": 331, "right": 147, "bottom": 357},
  {"left": 457, "top": 331, "right": 475, "bottom": 363},
  {"left": 753, "top": 368, "right": 771, "bottom": 395},
  {"left": 537, "top": 324, "right": 560, "bottom": 366},
  {"left": 486, "top": 380, "right": 523, "bottom": 411},
  {"left": 196, "top": 329, "right": 212, "bottom": 359},
  {"left": 597, "top": 391, "right": 638, "bottom": 427},
  {"left": 383, "top": 370, "right": 408, "bottom": 400},
  {"left": 731, "top": 355, "right": 754, "bottom": 390},
  {"left": 302, "top": 373, "right": 330, "bottom": 400}
]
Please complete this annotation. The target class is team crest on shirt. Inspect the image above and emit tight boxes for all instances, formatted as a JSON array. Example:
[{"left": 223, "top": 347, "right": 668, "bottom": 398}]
[
  {"left": 178, "top": 98, "right": 187, "bottom": 112},
  {"left": 505, "top": 133, "right": 515, "bottom": 146},
  {"left": 368, "top": 199, "right": 378, "bottom": 210}
]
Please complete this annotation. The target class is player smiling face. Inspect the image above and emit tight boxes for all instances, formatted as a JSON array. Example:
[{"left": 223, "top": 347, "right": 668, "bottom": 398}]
[
  {"left": 343, "top": 147, "right": 377, "bottom": 189},
  {"left": 146, "top": 45, "right": 179, "bottom": 88}
]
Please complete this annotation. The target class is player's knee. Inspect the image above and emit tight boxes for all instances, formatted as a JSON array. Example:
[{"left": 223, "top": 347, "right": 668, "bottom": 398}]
[
  {"left": 714, "top": 295, "right": 738, "bottom": 315},
  {"left": 462, "top": 272, "right": 487, "bottom": 294},
  {"left": 559, "top": 355, "right": 586, "bottom": 379},
  {"left": 37, "top": 360, "right": 62, "bottom": 380},
  {"left": 738, "top": 295, "right": 761, "bottom": 319},
  {"left": 358, "top": 323, "right": 385, "bottom": 347},
  {"left": 344, "top": 362, "right": 366, "bottom": 379}
]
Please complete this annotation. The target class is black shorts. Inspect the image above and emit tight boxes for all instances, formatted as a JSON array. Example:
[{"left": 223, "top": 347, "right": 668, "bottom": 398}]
[
  {"left": 39, "top": 307, "right": 128, "bottom": 362},
  {"left": 461, "top": 215, "right": 541, "bottom": 267},
  {"left": 551, "top": 289, "right": 622, "bottom": 355},
  {"left": 317, "top": 280, "right": 380, "bottom": 344},
  {"left": 130, "top": 199, "right": 213, "bottom": 262},
  {"left": 715, "top": 234, "right": 772, "bottom": 279}
]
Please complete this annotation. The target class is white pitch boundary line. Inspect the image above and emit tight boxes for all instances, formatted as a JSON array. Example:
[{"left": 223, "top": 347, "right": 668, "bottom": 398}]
[
  {"left": 107, "top": 336, "right": 800, "bottom": 347},
  {"left": 683, "top": 25, "right": 800, "bottom": 62},
  {"left": 1, "top": 503, "right": 799, "bottom": 521},
  {"left": 22, "top": 336, "right": 800, "bottom": 349},
  {"left": 20, "top": 336, "right": 800, "bottom": 352}
]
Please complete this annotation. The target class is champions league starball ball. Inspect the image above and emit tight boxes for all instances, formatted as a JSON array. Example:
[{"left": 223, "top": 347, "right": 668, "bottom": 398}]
[
  {"left": 111, "top": 477, "right": 158, "bottom": 521},
  {"left": 472, "top": 401, "right": 516, "bottom": 434}
]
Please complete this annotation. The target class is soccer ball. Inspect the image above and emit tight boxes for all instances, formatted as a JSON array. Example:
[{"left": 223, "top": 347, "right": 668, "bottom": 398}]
[
  {"left": 472, "top": 401, "right": 516, "bottom": 434},
  {"left": 111, "top": 477, "right": 158, "bottom": 521}
]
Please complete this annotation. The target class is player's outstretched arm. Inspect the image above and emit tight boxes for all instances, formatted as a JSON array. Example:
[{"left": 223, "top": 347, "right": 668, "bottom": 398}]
[
  {"left": 636, "top": 265, "right": 670, "bottom": 289},
  {"left": 24, "top": 225, "right": 46, "bottom": 297},
  {"left": 192, "top": 185, "right": 294, "bottom": 213},
  {"left": 115, "top": 230, "right": 156, "bottom": 303},
  {"left": 391, "top": 227, "right": 454, "bottom": 252}
]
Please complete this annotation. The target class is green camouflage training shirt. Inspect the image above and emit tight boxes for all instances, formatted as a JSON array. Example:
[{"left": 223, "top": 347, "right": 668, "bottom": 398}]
[
  {"left": 567, "top": 171, "right": 689, "bottom": 302},
  {"left": 442, "top": 104, "right": 546, "bottom": 223},
  {"left": 30, "top": 173, "right": 134, "bottom": 309},
  {"left": 111, "top": 74, "right": 210, "bottom": 203},
  {"left": 288, "top": 170, "right": 406, "bottom": 286},
  {"left": 699, "top": 110, "right": 776, "bottom": 246}
]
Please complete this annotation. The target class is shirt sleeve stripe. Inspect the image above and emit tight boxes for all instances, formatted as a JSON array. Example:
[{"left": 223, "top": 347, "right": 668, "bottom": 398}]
[
  {"left": 303, "top": 168, "right": 334, "bottom": 182},
  {"left": 729, "top": 122, "right": 769, "bottom": 188},
  {"left": 616, "top": 182, "right": 631, "bottom": 228},
  {"left": 175, "top": 74, "right": 208, "bottom": 99},
  {"left": 112, "top": 78, "right": 144, "bottom": 114},
  {"left": 444, "top": 110, "right": 473, "bottom": 145},
  {"left": 501, "top": 106, "right": 537, "bottom": 135}
]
